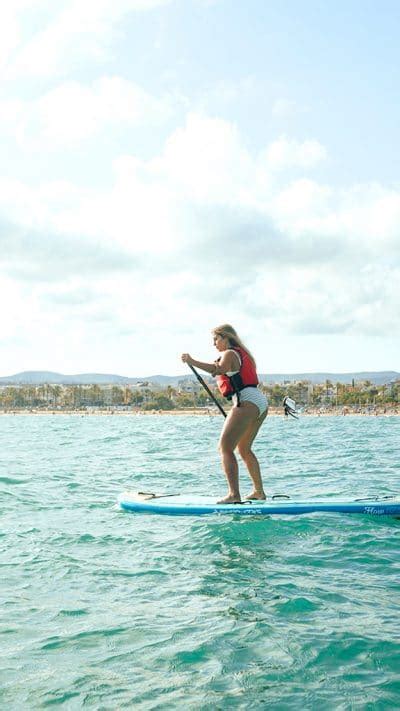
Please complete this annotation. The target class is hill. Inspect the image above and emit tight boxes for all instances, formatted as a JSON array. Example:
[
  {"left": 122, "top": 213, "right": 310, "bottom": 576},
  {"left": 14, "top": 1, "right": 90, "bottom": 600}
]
[{"left": 0, "top": 370, "right": 398, "bottom": 386}]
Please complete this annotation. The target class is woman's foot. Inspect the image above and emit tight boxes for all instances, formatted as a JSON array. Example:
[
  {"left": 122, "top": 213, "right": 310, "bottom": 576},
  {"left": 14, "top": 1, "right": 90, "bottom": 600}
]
[
  {"left": 244, "top": 490, "right": 266, "bottom": 501},
  {"left": 217, "top": 494, "right": 242, "bottom": 504}
]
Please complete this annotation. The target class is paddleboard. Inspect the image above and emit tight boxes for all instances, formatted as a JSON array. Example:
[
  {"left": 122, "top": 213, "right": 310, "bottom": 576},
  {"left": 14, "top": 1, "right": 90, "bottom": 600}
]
[{"left": 118, "top": 491, "right": 400, "bottom": 517}]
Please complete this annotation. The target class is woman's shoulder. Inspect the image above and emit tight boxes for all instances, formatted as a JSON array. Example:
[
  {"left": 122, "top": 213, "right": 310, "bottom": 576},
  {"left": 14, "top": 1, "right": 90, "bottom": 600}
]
[{"left": 225, "top": 348, "right": 242, "bottom": 364}]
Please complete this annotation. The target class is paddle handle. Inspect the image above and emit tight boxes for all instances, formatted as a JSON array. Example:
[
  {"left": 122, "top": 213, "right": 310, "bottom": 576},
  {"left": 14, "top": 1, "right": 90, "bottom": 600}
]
[{"left": 188, "top": 363, "right": 227, "bottom": 417}]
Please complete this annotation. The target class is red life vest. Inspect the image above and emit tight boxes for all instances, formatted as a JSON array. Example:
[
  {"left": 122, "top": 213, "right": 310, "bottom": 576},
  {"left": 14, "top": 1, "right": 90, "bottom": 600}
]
[{"left": 216, "top": 346, "right": 258, "bottom": 400}]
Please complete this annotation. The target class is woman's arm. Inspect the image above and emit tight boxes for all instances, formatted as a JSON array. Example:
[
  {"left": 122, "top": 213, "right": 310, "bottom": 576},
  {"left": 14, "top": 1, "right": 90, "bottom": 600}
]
[
  {"left": 218, "top": 349, "right": 241, "bottom": 374},
  {"left": 181, "top": 351, "right": 240, "bottom": 376}
]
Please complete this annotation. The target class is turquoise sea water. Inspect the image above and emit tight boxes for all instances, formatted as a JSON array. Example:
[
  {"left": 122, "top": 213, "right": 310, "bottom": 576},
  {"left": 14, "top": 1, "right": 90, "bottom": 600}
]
[{"left": 0, "top": 414, "right": 399, "bottom": 709}]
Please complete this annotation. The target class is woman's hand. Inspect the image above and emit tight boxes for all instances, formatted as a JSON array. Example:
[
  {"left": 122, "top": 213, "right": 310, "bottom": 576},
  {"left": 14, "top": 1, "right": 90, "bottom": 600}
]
[{"left": 182, "top": 354, "right": 217, "bottom": 376}]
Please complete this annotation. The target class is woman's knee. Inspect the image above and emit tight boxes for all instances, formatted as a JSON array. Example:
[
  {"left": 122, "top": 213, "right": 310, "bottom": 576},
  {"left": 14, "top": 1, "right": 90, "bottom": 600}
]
[
  {"left": 219, "top": 436, "right": 234, "bottom": 456},
  {"left": 238, "top": 443, "right": 253, "bottom": 460}
]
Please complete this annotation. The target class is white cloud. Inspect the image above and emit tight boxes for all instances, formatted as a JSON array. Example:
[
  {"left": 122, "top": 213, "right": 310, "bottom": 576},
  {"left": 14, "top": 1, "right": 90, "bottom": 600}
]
[
  {"left": 0, "top": 6, "right": 21, "bottom": 72},
  {"left": 0, "top": 77, "right": 173, "bottom": 150},
  {"left": 1, "top": 0, "right": 175, "bottom": 80},
  {"left": 1, "top": 110, "right": 400, "bottom": 372},
  {"left": 265, "top": 136, "right": 327, "bottom": 171},
  {"left": 153, "top": 112, "right": 254, "bottom": 204}
]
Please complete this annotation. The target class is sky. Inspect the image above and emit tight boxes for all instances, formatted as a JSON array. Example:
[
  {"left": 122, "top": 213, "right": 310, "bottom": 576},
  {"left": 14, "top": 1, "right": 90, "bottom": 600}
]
[{"left": 1, "top": 0, "right": 400, "bottom": 377}]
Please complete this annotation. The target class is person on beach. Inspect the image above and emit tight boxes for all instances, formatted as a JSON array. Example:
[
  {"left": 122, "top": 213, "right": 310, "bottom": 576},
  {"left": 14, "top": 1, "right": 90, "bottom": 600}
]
[{"left": 181, "top": 324, "right": 268, "bottom": 504}]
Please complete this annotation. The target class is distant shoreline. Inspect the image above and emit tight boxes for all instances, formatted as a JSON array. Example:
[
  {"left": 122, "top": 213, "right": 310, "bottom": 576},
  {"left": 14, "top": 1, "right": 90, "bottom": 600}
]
[
  {"left": 1, "top": 369, "right": 399, "bottom": 387},
  {"left": 1, "top": 407, "right": 399, "bottom": 417}
]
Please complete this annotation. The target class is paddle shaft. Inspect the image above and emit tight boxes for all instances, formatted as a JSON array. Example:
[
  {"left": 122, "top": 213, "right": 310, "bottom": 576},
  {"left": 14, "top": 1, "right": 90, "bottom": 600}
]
[{"left": 188, "top": 363, "right": 227, "bottom": 417}]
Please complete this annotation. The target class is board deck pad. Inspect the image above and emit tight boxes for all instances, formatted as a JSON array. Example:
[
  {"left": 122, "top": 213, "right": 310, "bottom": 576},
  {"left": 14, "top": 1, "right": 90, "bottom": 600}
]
[{"left": 118, "top": 491, "right": 400, "bottom": 517}]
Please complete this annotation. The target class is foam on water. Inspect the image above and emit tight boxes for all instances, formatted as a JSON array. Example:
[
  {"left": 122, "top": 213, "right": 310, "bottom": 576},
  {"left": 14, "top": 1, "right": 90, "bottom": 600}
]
[{"left": 0, "top": 414, "right": 399, "bottom": 708}]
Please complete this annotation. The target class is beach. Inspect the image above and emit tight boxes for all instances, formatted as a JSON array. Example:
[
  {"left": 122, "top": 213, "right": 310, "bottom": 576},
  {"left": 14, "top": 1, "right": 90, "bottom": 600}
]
[{"left": 1, "top": 406, "right": 399, "bottom": 417}]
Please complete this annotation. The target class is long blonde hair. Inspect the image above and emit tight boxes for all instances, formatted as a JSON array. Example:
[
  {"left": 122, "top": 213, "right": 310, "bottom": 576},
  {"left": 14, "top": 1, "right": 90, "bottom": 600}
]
[{"left": 212, "top": 324, "right": 256, "bottom": 367}]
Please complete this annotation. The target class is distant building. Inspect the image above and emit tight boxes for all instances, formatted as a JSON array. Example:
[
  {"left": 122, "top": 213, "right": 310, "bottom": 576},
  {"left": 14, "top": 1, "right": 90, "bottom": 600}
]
[{"left": 177, "top": 379, "right": 202, "bottom": 393}]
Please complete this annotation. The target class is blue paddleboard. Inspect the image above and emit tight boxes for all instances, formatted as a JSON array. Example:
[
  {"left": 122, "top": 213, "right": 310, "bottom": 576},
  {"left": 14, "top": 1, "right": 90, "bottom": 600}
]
[{"left": 118, "top": 491, "right": 400, "bottom": 517}]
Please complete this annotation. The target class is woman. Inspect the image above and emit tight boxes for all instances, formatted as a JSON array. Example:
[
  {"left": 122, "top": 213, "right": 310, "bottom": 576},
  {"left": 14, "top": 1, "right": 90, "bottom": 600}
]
[{"left": 181, "top": 324, "right": 268, "bottom": 504}]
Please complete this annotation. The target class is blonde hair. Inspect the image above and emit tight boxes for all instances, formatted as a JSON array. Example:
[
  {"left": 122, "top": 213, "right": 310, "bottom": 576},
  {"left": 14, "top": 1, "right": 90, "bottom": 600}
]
[{"left": 212, "top": 324, "right": 256, "bottom": 367}]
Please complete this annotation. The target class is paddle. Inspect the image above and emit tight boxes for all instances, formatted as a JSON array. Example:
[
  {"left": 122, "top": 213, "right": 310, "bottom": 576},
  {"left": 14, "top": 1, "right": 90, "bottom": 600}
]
[{"left": 187, "top": 363, "right": 227, "bottom": 418}]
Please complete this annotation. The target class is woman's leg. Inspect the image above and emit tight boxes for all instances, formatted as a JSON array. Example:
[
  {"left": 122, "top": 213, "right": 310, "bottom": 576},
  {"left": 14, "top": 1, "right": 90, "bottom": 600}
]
[
  {"left": 237, "top": 408, "right": 268, "bottom": 499},
  {"left": 217, "top": 403, "right": 260, "bottom": 503}
]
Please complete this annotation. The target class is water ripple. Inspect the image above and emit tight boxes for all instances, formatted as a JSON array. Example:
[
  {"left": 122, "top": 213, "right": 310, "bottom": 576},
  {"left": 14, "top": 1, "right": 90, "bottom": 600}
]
[{"left": 0, "top": 414, "right": 399, "bottom": 708}]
